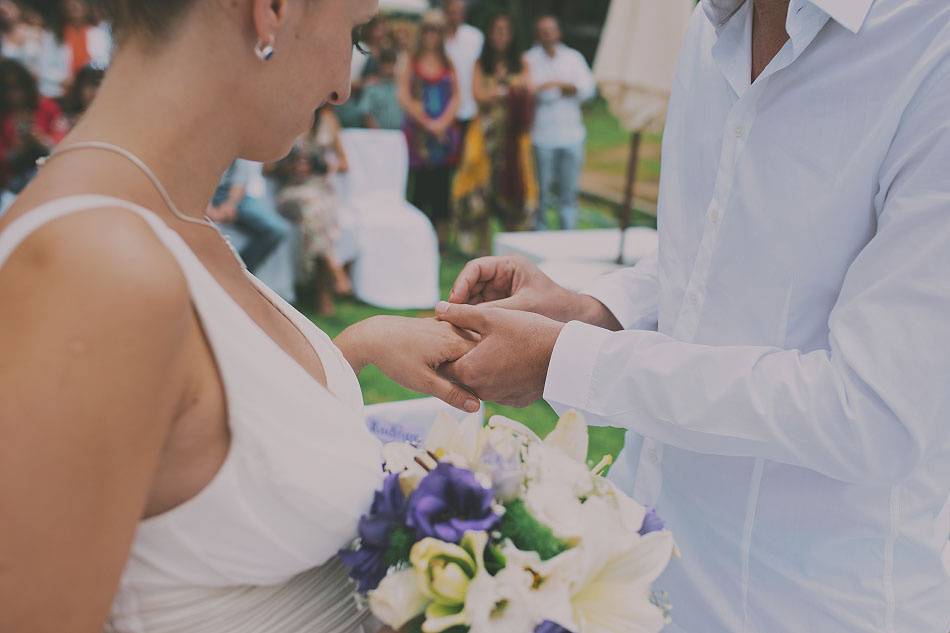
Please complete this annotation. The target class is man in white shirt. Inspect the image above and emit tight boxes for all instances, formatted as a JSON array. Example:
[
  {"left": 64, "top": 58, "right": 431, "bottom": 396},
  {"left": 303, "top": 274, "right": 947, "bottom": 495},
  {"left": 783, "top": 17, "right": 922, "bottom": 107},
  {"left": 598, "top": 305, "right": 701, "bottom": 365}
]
[
  {"left": 524, "top": 16, "right": 596, "bottom": 231},
  {"left": 442, "top": 0, "right": 483, "bottom": 135},
  {"left": 436, "top": 1, "right": 950, "bottom": 632}
]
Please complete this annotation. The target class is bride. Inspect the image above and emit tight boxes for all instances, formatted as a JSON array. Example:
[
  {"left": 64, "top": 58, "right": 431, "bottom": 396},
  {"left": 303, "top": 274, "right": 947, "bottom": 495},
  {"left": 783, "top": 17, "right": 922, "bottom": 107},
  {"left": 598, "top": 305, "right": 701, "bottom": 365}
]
[{"left": 0, "top": 1, "right": 479, "bottom": 631}]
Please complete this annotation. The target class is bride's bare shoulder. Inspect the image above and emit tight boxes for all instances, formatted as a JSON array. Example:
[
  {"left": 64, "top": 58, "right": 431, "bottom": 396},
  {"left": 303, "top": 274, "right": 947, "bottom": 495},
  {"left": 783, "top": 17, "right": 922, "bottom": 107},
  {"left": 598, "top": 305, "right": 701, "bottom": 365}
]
[{"left": 0, "top": 203, "right": 191, "bottom": 345}]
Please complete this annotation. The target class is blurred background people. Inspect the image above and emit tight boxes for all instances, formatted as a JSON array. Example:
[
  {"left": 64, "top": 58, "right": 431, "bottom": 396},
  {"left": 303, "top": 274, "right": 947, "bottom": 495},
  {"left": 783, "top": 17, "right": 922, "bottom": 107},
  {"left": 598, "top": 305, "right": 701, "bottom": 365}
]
[
  {"left": 442, "top": 0, "right": 482, "bottom": 138},
  {"left": 0, "top": 58, "right": 68, "bottom": 194},
  {"left": 207, "top": 159, "right": 292, "bottom": 275},
  {"left": 1, "top": 0, "right": 42, "bottom": 70},
  {"left": 359, "top": 48, "right": 404, "bottom": 130},
  {"left": 454, "top": 12, "right": 536, "bottom": 255},
  {"left": 62, "top": 62, "right": 103, "bottom": 126},
  {"left": 339, "top": 15, "right": 393, "bottom": 129},
  {"left": 275, "top": 106, "right": 352, "bottom": 316},
  {"left": 58, "top": 0, "right": 110, "bottom": 76},
  {"left": 399, "top": 12, "right": 460, "bottom": 252},
  {"left": 525, "top": 14, "right": 595, "bottom": 231},
  {"left": 28, "top": 3, "right": 70, "bottom": 100}
]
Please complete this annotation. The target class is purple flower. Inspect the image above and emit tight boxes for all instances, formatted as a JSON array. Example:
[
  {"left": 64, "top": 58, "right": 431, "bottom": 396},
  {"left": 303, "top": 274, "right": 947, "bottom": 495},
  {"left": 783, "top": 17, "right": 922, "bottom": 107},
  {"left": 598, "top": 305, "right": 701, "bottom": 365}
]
[
  {"left": 407, "top": 463, "right": 500, "bottom": 543},
  {"left": 339, "top": 473, "right": 407, "bottom": 593},
  {"left": 640, "top": 506, "right": 665, "bottom": 535},
  {"left": 535, "top": 622, "right": 573, "bottom": 633}
]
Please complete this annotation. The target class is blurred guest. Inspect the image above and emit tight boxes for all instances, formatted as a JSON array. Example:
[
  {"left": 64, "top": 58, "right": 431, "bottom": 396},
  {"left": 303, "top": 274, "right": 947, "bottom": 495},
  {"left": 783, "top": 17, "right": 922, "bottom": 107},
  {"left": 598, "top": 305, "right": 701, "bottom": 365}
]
[
  {"left": 360, "top": 48, "right": 404, "bottom": 130},
  {"left": 60, "top": 0, "right": 91, "bottom": 75},
  {"left": 52, "top": 0, "right": 110, "bottom": 75},
  {"left": 29, "top": 4, "right": 70, "bottom": 99},
  {"left": 0, "top": 58, "right": 68, "bottom": 193},
  {"left": 207, "top": 159, "right": 292, "bottom": 274},
  {"left": 357, "top": 16, "right": 393, "bottom": 85},
  {"left": 275, "top": 107, "right": 352, "bottom": 316},
  {"left": 337, "top": 19, "right": 391, "bottom": 129},
  {"left": 442, "top": 0, "right": 482, "bottom": 137},
  {"left": 1, "top": 0, "right": 42, "bottom": 69},
  {"left": 454, "top": 12, "right": 536, "bottom": 255},
  {"left": 399, "top": 12, "right": 461, "bottom": 251},
  {"left": 62, "top": 62, "right": 103, "bottom": 125},
  {"left": 524, "top": 15, "right": 595, "bottom": 231},
  {"left": 391, "top": 20, "right": 414, "bottom": 59}
]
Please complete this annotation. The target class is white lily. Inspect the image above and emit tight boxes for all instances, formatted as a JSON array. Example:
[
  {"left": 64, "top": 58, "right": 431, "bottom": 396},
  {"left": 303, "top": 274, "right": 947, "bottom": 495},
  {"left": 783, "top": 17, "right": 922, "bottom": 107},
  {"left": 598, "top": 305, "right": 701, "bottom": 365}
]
[
  {"left": 500, "top": 544, "right": 580, "bottom": 631},
  {"left": 465, "top": 561, "right": 538, "bottom": 633},
  {"left": 568, "top": 497, "right": 676, "bottom": 633},
  {"left": 523, "top": 480, "right": 586, "bottom": 543},
  {"left": 542, "top": 409, "right": 589, "bottom": 464},
  {"left": 424, "top": 412, "right": 486, "bottom": 468},
  {"left": 367, "top": 569, "right": 429, "bottom": 630}
]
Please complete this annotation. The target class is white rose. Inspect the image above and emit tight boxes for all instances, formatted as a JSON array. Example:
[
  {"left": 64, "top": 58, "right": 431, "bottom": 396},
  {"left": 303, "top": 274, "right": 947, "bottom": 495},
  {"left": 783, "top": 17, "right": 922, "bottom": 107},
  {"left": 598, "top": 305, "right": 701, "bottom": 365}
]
[{"left": 368, "top": 569, "right": 429, "bottom": 630}]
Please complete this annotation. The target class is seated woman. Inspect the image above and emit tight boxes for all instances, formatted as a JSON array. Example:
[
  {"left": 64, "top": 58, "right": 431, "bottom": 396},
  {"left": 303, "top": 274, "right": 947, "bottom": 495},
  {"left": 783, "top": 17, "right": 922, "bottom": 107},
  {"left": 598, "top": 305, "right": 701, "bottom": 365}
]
[
  {"left": 207, "top": 158, "right": 293, "bottom": 275},
  {"left": 274, "top": 106, "right": 352, "bottom": 315}
]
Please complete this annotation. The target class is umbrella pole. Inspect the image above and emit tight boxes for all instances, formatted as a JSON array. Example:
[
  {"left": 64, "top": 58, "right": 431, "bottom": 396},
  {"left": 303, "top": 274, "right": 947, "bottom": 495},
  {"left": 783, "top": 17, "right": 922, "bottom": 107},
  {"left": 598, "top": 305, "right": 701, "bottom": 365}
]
[{"left": 617, "top": 131, "right": 642, "bottom": 264}]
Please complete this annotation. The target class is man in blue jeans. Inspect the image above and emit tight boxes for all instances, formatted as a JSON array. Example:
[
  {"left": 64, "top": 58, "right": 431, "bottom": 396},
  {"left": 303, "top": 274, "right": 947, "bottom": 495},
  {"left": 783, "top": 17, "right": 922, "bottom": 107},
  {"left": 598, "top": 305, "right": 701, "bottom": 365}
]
[
  {"left": 524, "top": 15, "right": 596, "bottom": 231},
  {"left": 207, "top": 159, "right": 291, "bottom": 273}
]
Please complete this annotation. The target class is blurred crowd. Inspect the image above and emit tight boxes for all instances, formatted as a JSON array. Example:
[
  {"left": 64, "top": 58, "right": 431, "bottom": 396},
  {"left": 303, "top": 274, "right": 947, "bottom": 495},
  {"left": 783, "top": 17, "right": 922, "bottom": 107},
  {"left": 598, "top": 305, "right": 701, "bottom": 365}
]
[{"left": 1, "top": 0, "right": 597, "bottom": 315}]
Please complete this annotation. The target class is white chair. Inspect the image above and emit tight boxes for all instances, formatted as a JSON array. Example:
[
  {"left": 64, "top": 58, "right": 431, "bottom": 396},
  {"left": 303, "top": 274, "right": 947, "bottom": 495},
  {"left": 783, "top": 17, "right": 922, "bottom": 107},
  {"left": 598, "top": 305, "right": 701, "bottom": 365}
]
[
  {"left": 364, "top": 397, "right": 485, "bottom": 445},
  {"left": 339, "top": 129, "right": 440, "bottom": 311}
]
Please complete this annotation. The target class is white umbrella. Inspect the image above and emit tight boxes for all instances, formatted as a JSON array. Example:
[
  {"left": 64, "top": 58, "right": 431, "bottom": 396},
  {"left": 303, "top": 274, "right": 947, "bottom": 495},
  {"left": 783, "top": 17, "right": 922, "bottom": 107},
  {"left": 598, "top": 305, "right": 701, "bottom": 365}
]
[
  {"left": 593, "top": 0, "right": 694, "bottom": 260},
  {"left": 378, "top": 0, "right": 429, "bottom": 15}
]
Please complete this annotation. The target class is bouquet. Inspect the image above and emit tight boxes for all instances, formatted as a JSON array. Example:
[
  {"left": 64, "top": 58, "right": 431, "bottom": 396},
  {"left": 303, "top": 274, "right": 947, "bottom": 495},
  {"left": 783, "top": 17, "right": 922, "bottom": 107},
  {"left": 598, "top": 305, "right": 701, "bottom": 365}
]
[{"left": 340, "top": 410, "right": 676, "bottom": 633}]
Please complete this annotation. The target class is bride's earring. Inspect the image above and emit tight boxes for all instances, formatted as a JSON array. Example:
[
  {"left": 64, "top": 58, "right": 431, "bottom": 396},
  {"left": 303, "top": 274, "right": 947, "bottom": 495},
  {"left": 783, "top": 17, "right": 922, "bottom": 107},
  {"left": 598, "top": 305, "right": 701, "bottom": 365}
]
[{"left": 254, "top": 37, "right": 275, "bottom": 62}]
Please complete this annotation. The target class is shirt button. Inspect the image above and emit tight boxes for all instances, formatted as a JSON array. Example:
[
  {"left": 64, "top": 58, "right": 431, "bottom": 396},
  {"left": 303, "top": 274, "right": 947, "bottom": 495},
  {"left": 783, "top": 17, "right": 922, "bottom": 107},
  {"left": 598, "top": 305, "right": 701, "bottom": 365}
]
[
  {"left": 689, "top": 292, "right": 701, "bottom": 306},
  {"left": 709, "top": 208, "right": 721, "bottom": 224},
  {"left": 648, "top": 448, "right": 659, "bottom": 464},
  {"left": 734, "top": 125, "right": 746, "bottom": 138}
]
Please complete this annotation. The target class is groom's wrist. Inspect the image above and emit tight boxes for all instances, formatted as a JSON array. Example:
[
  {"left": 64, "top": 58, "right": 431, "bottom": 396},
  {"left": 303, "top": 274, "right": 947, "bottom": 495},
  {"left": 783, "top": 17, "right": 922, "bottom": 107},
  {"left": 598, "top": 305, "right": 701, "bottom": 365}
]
[{"left": 572, "top": 293, "right": 623, "bottom": 331}]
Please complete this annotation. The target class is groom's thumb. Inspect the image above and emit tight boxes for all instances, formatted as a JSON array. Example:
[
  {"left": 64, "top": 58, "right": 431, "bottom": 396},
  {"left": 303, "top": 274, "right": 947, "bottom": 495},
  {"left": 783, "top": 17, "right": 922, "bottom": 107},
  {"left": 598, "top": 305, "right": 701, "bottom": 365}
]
[{"left": 436, "top": 301, "right": 489, "bottom": 333}]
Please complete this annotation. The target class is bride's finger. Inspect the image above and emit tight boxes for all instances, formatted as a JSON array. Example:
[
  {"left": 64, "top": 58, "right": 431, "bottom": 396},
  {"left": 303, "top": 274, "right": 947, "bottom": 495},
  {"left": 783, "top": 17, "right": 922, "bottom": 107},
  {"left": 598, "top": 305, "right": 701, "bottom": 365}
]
[
  {"left": 434, "top": 302, "right": 489, "bottom": 334},
  {"left": 426, "top": 372, "right": 480, "bottom": 413}
]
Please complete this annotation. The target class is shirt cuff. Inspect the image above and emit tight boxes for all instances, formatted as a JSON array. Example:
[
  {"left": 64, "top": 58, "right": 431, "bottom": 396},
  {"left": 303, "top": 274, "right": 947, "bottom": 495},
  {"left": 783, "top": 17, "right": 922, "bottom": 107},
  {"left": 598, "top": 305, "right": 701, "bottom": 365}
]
[{"left": 543, "top": 320, "right": 613, "bottom": 411}]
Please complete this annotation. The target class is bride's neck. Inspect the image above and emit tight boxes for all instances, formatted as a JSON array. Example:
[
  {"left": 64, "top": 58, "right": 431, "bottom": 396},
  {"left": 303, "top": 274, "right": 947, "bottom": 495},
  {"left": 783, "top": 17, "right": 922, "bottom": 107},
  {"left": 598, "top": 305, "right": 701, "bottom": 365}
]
[{"left": 65, "top": 43, "right": 241, "bottom": 218}]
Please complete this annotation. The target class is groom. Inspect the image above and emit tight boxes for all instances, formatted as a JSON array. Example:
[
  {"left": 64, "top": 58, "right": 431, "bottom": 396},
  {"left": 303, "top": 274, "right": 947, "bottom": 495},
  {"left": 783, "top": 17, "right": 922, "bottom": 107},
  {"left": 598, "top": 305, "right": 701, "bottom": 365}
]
[{"left": 435, "top": 1, "right": 950, "bottom": 632}]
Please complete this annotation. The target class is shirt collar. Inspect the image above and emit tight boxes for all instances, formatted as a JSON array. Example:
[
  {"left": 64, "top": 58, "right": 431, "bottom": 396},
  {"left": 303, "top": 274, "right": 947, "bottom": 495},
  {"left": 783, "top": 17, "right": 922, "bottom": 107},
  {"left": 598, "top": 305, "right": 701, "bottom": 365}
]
[{"left": 703, "top": 0, "right": 873, "bottom": 34}]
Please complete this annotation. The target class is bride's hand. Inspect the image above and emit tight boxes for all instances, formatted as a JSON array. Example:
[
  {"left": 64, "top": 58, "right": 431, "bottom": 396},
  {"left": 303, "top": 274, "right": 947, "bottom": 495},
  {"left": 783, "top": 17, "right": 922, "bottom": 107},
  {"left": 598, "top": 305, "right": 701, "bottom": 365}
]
[{"left": 335, "top": 316, "right": 481, "bottom": 413}]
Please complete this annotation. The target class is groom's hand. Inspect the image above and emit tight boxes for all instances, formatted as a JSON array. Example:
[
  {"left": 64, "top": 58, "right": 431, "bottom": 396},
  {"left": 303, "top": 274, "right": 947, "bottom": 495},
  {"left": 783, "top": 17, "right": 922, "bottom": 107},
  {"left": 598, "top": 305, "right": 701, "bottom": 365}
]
[
  {"left": 448, "top": 256, "right": 622, "bottom": 330},
  {"left": 435, "top": 302, "right": 564, "bottom": 408}
]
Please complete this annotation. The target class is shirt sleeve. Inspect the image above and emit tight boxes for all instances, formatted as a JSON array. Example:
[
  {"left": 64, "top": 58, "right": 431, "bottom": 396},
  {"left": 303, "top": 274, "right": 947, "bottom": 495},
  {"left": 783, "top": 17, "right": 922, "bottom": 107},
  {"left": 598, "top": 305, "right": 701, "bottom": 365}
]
[
  {"left": 582, "top": 250, "right": 660, "bottom": 331},
  {"left": 571, "top": 50, "right": 597, "bottom": 103},
  {"left": 544, "top": 65, "right": 950, "bottom": 486}
]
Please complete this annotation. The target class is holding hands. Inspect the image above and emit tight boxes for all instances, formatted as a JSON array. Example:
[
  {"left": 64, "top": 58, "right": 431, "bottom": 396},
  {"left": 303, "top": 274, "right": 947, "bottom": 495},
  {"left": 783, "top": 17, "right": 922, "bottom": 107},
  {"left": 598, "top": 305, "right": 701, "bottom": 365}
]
[
  {"left": 434, "top": 256, "right": 621, "bottom": 407},
  {"left": 338, "top": 257, "right": 621, "bottom": 412}
]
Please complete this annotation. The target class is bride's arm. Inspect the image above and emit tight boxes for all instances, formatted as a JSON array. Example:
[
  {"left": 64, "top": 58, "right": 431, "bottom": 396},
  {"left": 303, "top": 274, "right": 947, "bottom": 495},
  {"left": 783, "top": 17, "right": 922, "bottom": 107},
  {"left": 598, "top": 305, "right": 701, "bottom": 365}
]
[
  {"left": 0, "top": 209, "right": 194, "bottom": 633},
  {"left": 335, "top": 316, "right": 480, "bottom": 413}
]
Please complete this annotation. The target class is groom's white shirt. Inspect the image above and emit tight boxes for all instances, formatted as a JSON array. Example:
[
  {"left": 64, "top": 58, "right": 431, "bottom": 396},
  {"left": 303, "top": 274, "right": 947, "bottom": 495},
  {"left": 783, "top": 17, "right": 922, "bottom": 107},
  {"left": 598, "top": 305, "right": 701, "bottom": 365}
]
[{"left": 544, "top": 1, "right": 950, "bottom": 631}]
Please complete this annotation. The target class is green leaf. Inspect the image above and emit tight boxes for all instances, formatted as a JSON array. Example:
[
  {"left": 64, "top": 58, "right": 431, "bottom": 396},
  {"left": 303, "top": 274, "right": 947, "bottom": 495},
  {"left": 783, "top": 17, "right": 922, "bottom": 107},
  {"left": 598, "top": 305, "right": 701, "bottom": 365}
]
[
  {"left": 498, "top": 499, "right": 568, "bottom": 561},
  {"left": 384, "top": 526, "right": 415, "bottom": 568}
]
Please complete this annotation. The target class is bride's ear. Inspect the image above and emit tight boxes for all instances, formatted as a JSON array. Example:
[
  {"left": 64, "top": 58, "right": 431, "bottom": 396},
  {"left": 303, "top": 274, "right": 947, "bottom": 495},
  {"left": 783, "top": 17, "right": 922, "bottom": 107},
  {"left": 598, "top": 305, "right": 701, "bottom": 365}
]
[{"left": 251, "top": 0, "right": 287, "bottom": 58}]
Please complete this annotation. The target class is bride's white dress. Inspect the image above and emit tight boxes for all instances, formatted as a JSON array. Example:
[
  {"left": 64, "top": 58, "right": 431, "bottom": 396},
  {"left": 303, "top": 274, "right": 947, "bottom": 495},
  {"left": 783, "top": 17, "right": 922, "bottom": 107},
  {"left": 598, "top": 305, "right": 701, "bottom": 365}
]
[{"left": 0, "top": 195, "right": 385, "bottom": 633}]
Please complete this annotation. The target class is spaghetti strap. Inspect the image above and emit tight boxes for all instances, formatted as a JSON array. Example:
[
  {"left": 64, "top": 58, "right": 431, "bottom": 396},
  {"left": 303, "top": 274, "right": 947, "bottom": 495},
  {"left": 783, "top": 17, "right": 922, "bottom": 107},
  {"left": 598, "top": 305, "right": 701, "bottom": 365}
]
[{"left": 0, "top": 194, "right": 192, "bottom": 272}]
